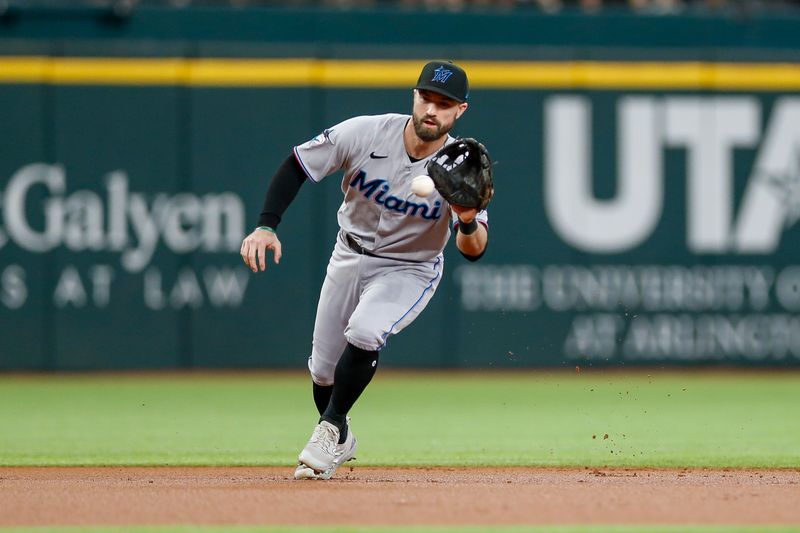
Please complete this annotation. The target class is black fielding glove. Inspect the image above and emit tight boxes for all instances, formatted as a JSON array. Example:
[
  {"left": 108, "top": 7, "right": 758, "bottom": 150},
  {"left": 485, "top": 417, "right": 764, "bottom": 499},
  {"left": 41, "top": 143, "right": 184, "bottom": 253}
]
[{"left": 426, "top": 137, "right": 494, "bottom": 210}]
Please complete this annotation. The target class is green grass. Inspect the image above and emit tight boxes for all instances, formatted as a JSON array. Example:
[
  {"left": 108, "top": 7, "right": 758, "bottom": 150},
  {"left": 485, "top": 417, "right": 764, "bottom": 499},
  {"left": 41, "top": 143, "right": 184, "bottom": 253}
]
[
  {"left": 0, "top": 371, "right": 798, "bottom": 467},
  {"left": 2, "top": 527, "right": 800, "bottom": 533}
]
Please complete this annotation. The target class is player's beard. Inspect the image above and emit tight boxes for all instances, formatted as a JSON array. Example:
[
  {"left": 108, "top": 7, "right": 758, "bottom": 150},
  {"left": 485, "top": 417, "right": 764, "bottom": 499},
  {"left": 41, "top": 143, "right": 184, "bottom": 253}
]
[{"left": 412, "top": 113, "right": 452, "bottom": 142}]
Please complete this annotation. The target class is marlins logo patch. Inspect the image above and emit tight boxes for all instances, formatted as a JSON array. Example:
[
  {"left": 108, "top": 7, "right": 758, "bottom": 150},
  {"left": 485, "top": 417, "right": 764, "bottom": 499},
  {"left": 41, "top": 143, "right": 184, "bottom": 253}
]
[{"left": 310, "top": 128, "right": 335, "bottom": 146}]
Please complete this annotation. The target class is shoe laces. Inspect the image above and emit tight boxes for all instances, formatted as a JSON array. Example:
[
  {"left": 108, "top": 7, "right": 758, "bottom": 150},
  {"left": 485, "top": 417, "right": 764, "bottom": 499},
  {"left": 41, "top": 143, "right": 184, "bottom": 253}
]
[{"left": 310, "top": 423, "right": 340, "bottom": 456}]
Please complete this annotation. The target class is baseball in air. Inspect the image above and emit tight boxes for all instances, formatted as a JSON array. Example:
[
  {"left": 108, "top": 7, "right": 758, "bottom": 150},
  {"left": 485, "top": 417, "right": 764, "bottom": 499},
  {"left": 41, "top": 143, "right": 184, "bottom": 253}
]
[{"left": 411, "top": 175, "right": 435, "bottom": 197}]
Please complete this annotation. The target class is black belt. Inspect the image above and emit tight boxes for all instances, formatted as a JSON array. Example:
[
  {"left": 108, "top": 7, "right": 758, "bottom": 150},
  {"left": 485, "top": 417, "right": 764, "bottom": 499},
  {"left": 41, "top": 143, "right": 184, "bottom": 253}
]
[
  {"left": 343, "top": 233, "right": 430, "bottom": 264},
  {"left": 345, "top": 233, "right": 381, "bottom": 257}
]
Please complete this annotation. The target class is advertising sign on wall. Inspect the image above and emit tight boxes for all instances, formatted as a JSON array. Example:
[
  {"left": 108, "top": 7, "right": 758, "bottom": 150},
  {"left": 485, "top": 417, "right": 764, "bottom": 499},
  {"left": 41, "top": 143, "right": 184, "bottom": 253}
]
[
  {"left": 2, "top": 54, "right": 800, "bottom": 368},
  {"left": 456, "top": 93, "right": 800, "bottom": 366}
]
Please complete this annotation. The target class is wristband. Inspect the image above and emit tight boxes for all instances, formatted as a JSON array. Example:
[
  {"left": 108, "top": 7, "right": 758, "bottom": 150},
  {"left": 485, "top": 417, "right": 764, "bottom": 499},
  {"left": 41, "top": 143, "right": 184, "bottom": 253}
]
[
  {"left": 256, "top": 226, "right": 277, "bottom": 234},
  {"left": 458, "top": 219, "right": 479, "bottom": 236}
]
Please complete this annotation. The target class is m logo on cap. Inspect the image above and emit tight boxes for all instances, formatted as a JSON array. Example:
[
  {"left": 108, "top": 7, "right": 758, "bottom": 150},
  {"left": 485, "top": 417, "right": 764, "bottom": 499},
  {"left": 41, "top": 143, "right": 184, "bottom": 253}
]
[
  {"left": 431, "top": 67, "right": 453, "bottom": 83},
  {"left": 415, "top": 60, "right": 469, "bottom": 103}
]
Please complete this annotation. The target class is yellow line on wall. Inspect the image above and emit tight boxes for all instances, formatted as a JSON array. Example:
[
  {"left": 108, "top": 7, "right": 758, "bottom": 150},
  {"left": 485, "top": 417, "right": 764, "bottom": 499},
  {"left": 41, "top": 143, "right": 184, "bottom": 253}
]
[{"left": 1, "top": 57, "right": 800, "bottom": 90}]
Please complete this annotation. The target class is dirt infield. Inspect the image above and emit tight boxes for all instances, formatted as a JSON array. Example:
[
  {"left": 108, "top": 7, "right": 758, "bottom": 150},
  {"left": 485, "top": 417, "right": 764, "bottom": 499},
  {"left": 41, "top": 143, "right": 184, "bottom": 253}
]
[{"left": 2, "top": 466, "right": 799, "bottom": 527}]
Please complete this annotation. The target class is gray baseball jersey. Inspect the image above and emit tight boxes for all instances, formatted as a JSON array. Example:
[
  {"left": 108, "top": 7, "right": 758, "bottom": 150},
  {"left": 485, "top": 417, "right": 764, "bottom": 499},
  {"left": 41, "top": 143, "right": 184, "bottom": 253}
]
[{"left": 294, "top": 113, "right": 488, "bottom": 384}]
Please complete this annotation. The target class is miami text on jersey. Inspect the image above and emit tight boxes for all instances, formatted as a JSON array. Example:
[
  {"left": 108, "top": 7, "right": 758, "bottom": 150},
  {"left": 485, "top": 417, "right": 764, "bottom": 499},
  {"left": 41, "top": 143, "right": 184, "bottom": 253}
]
[{"left": 350, "top": 171, "right": 442, "bottom": 220}]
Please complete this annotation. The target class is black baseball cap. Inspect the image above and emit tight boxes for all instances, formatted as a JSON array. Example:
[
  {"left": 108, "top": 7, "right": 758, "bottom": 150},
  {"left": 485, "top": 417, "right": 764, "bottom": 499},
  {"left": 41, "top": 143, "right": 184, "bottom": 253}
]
[{"left": 414, "top": 60, "right": 469, "bottom": 103}]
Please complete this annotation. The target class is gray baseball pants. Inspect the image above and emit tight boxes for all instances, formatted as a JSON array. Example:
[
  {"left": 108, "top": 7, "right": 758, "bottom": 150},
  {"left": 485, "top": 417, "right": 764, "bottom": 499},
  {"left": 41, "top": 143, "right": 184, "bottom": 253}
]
[{"left": 308, "top": 231, "right": 444, "bottom": 385}]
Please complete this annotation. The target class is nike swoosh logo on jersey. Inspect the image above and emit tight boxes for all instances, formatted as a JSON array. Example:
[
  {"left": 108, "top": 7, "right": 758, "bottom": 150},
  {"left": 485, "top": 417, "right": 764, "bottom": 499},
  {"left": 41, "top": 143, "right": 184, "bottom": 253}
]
[{"left": 369, "top": 152, "right": 388, "bottom": 159}]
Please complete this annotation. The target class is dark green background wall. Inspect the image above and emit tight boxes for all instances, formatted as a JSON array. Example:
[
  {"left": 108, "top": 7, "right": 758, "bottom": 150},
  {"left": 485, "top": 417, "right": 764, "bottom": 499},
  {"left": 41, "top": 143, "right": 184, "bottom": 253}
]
[{"left": 2, "top": 6, "right": 800, "bottom": 370}]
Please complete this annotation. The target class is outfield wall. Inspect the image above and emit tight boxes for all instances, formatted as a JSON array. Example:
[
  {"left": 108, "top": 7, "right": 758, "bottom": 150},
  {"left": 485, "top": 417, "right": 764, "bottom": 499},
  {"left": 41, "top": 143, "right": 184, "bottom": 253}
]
[{"left": 2, "top": 7, "right": 800, "bottom": 369}]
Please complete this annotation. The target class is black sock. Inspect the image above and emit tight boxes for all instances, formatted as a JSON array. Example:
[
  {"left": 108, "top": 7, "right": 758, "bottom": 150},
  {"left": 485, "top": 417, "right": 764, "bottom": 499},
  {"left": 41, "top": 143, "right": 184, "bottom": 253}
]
[
  {"left": 321, "top": 343, "right": 379, "bottom": 444},
  {"left": 312, "top": 382, "right": 333, "bottom": 416}
]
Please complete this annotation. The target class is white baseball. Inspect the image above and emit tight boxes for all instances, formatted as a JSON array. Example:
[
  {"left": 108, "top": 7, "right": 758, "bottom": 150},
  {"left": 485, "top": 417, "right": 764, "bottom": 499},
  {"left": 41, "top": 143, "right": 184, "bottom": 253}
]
[{"left": 411, "top": 175, "right": 435, "bottom": 197}]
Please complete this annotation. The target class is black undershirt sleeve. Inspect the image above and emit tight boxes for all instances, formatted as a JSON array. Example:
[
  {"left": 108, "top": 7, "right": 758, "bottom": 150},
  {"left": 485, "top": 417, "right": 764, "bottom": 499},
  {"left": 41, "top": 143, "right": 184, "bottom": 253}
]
[{"left": 257, "top": 154, "right": 308, "bottom": 230}]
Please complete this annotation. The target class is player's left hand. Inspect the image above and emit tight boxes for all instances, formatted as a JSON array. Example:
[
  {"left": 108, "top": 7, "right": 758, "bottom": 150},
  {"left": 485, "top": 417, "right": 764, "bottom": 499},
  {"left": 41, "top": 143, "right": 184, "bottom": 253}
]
[
  {"left": 451, "top": 205, "right": 478, "bottom": 224},
  {"left": 427, "top": 138, "right": 494, "bottom": 211}
]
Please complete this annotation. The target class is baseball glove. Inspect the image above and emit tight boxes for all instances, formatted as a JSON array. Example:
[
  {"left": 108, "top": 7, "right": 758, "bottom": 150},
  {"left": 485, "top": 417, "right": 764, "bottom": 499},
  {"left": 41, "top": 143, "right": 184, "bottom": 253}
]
[{"left": 426, "top": 137, "right": 494, "bottom": 210}]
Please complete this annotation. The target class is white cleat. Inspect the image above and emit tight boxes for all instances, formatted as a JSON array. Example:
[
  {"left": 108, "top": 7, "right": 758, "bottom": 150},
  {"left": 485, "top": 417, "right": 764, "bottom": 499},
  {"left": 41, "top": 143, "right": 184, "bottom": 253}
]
[
  {"left": 294, "top": 418, "right": 357, "bottom": 480},
  {"left": 293, "top": 463, "right": 321, "bottom": 480}
]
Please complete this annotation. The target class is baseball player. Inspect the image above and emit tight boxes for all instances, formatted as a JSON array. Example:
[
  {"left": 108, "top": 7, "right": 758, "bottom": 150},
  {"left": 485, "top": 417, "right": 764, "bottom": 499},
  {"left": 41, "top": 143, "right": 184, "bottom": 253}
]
[{"left": 240, "top": 60, "right": 490, "bottom": 480}]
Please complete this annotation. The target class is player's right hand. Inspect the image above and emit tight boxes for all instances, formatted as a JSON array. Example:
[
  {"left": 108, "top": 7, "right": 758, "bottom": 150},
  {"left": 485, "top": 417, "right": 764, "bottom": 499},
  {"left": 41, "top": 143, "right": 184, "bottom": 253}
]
[{"left": 240, "top": 228, "right": 282, "bottom": 273}]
